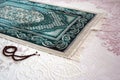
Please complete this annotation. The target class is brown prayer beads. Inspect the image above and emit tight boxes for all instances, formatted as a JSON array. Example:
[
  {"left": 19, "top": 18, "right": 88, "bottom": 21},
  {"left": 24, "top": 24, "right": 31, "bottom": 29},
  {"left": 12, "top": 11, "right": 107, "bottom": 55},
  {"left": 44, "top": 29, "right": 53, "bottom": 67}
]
[{"left": 2, "top": 46, "right": 40, "bottom": 61}]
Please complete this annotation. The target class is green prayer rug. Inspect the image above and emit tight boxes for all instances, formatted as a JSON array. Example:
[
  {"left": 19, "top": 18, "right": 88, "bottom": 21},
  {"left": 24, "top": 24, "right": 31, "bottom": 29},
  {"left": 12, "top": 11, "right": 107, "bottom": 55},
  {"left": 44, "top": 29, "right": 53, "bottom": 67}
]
[{"left": 0, "top": 0, "right": 103, "bottom": 58}]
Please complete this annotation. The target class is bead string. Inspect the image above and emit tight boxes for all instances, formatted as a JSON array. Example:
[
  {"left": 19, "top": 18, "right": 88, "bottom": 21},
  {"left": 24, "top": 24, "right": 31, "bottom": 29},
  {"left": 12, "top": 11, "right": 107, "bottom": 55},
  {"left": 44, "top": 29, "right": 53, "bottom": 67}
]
[{"left": 2, "top": 46, "right": 40, "bottom": 61}]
